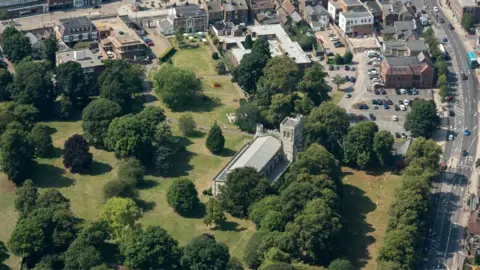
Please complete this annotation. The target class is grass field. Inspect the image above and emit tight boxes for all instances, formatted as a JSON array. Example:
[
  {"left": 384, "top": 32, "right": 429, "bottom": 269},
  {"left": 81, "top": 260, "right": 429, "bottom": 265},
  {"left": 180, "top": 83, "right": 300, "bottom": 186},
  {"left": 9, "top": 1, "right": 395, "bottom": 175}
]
[
  {"left": 170, "top": 42, "right": 217, "bottom": 76},
  {"left": 340, "top": 167, "right": 402, "bottom": 269},
  {"left": 331, "top": 91, "right": 345, "bottom": 105}
]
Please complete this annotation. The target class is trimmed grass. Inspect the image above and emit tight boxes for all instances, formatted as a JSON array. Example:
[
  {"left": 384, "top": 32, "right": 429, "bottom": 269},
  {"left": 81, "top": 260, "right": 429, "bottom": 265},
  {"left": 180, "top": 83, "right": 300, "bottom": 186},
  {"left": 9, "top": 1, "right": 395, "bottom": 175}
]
[
  {"left": 170, "top": 43, "right": 217, "bottom": 75},
  {"left": 331, "top": 91, "right": 344, "bottom": 105},
  {"left": 340, "top": 167, "right": 402, "bottom": 270}
]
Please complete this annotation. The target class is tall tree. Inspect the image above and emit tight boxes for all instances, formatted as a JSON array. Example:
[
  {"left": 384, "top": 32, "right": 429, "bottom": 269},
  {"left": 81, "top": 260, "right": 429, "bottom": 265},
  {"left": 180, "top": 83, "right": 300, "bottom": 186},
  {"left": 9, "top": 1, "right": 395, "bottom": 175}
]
[
  {"left": 218, "top": 167, "right": 272, "bottom": 218},
  {"left": 279, "top": 182, "right": 322, "bottom": 221},
  {"left": 2, "top": 32, "right": 31, "bottom": 62},
  {"left": 28, "top": 124, "right": 54, "bottom": 157},
  {"left": 56, "top": 61, "right": 89, "bottom": 102},
  {"left": 405, "top": 137, "right": 442, "bottom": 173},
  {"left": 248, "top": 195, "right": 281, "bottom": 228},
  {"left": 462, "top": 12, "right": 473, "bottom": 31},
  {"left": 204, "top": 198, "right": 226, "bottom": 228},
  {"left": 167, "top": 177, "right": 199, "bottom": 215},
  {"left": 0, "top": 68, "right": 13, "bottom": 101},
  {"left": 264, "top": 94, "right": 295, "bottom": 126},
  {"left": 82, "top": 98, "right": 122, "bottom": 146},
  {"left": 117, "top": 157, "right": 145, "bottom": 185},
  {"left": 343, "top": 122, "right": 379, "bottom": 169},
  {"left": 332, "top": 75, "right": 346, "bottom": 90},
  {"left": 100, "top": 197, "right": 142, "bottom": 239},
  {"left": 244, "top": 35, "right": 253, "bottom": 49},
  {"left": 404, "top": 99, "right": 440, "bottom": 138},
  {"left": 178, "top": 113, "right": 197, "bottom": 135},
  {"left": 206, "top": 121, "right": 225, "bottom": 154},
  {"left": 235, "top": 103, "right": 263, "bottom": 133},
  {"left": 0, "top": 240, "right": 8, "bottom": 268},
  {"left": 12, "top": 104, "right": 39, "bottom": 130},
  {"left": 64, "top": 238, "right": 102, "bottom": 270},
  {"left": 43, "top": 36, "right": 58, "bottom": 66},
  {"left": 304, "top": 102, "right": 350, "bottom": 157},
  {"left": 181, "top": 234, "right": 230, "bottom": 270},
  {"left": 231, "top": 52, "right": 269, "bottom": 95},
  {"left": 374, "top": 130, "right": 394, "bottom": 167},
  {"left": 14, "top": 179, "right": 38, "bottom": 218},
  {"left": 377, "top": 226, "right": 417, "bottom": 269},
  {"left": 120, "top": 226, "right": 182, "bottom": 269},
  {"left": 63, "top": 134, "right": 93, "bottom": 173},
  {"left": 257, "top": 57, "right": 300, "bottom": 93},
  {"left": 298, "top": 63, "right": 331, "bottom": 105},
  {"left": 328, "top": 258, "right": 354, "bottom": 270},
  {"left": 0, "top": 129, "right": 35, "bottom": 185},
  {"left": 153, "top": 65, "right": 202, "bottom": 111},
  {"left": 252, "top": 37, "right": 271, "bottom": 58}
]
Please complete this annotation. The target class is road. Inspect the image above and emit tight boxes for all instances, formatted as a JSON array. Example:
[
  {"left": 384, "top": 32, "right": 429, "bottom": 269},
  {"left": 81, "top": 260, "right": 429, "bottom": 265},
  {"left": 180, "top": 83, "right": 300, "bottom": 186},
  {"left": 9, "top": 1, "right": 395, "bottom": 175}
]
[{"left": 416, "top": 0, "right": 480, "bottom": 268}]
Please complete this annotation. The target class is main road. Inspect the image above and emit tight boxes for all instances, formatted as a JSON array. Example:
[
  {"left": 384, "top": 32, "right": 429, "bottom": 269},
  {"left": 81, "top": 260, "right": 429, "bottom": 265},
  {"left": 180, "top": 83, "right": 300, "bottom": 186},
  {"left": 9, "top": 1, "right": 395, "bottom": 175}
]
[{"left": 414, "top": 0, "right": 480, "bottom": 268}]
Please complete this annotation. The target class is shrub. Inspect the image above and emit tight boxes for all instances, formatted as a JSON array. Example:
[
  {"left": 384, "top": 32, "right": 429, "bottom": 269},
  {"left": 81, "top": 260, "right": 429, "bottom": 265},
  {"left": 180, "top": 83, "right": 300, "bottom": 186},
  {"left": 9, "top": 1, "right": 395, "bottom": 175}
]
[
  {"left": 167, "top": 177, "right": 199, "bottom": 215},
  {"left": 63, "top": 134, "right": 93, "bottom": 173},
  {"left": 212, "top": 37, "right": 219, "bottom": 45},
  {"left": 206, "top": 121, "right": 224, "bottom": 154},
  {"left": 55, "top": 99, "right": 73, "bottom": 119},
  {"left": 178, "top": 114, "right": 197, "bottom": 135},
  {"left": 212, "top": 52, "right": 219, "bottom": 60}
]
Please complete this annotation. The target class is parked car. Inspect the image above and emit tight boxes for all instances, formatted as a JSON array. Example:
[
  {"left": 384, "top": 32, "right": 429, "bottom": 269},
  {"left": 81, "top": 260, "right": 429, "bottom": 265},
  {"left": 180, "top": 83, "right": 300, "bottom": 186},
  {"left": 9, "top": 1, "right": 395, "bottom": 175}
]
[
  {"left": 386, "top": 99, "right": 393, "bottom": 105},
  {"left": 462, "top": 150, "right": 468, "bottom": 156},
  {"left": 439, "top": 17, "right": 445, "bottom": 23},
  {"left": 350, "top": 77, "right": 356, "bottom": 82},
  {"left": 433, "top": 6, "right": 439, "bottom": 12},
  {"left": 395, "top": 132, "right": 401, "bottom": 138},
  {"left": 448, "top": 23, "right": 454, "bottom": 30},
  {"left": 369, "top": 114, "right": 376, "bottom": 121},
  {"left": 147, "top": 41, "right": 154, "bottom": 46},
  {"left": 350, "top": 66, "right": 356, "bottom": 71},
  {"left": 334, "top": 43, "right": 344, "bottom": 48},
  {"left": 462, "top": 72, "right": 468, "bottom": 80},
  {"left": 345, "top": 65, "right": 350, "bottom": 70},
  {"left": 383, "top": 103, "right": 389, "bottom": 109},
  {"left": 381, "top": 89, "right": 387, "bottom": 95},
  {"left": 400, "top": 88, "right": 407, "bottom": 94},
  {"left": 329, "top": 65, "right": 334, "bottom": 71},
  {"left": 334, "top": 65, "right": 340, "bottom": 70},
  {"left": 345, "top": 93, "right": 352, "bottom": 98},
  {"left": 374, "top": 89, "right": 380, "bottom": 95},
  {"left": 401, "top": 133, "right": 407, "bottom": 138},
  {"left": 357, "top": 114, "right": 364, "bottom": 120},
  {"left": 400, "top": 104, "right": 406, "bottom": 111},
  {"left": 448, "top": 134, "right": 454, "bottom": 140},
  {"left": 404, "top": 99, "right": 409, "bottom": 105},
  {"left": 412, "top": 89, "right": 419, "bottom": 95},
  {"left": 328, "top": 33, "right": 335, "bottom": 37},
  {"left": 449, "top": 110, "right": 455, "bottom": 117},
  {"left": 407, "top": 89, "right": 412, "bottom": 95},
  {"left": 395, "top": 89, "right": 401, "bottom": 95},
  {"left": 394, "top": 104, "right": 399, "bottom": 111},
  {"left": 392, "top": 115, "right": 398, "bottom": 121},
  {"left": 398, "top": 100, "right": 404, "bottom": 105},
  {"left": 345, "top": 76, "right": 350, "bottom": 82}
]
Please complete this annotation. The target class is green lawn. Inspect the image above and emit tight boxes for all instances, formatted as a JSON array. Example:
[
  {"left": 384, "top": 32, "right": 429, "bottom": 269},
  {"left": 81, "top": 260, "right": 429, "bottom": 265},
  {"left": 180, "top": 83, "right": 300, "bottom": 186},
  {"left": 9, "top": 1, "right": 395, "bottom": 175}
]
[
  {"left": 331, "top": 91, "right": 344, "bottom": 105},
  {"left": 170, "top": 42, "right": 218, "bottom": 75},
  {"left": 340, "top": 167, "right": 402, "bottom": 270}
]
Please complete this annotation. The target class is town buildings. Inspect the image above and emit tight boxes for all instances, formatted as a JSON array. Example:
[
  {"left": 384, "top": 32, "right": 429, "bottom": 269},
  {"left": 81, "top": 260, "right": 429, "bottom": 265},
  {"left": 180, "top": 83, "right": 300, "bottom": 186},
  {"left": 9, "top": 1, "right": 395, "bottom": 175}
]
[
  {"left": 380, "top": 55, "right": 434, "bottom": 89},
  {"left": 448, "top": 0, "right": 480, "bottom": 25},
  {"left": 169, "top": 5, "right": 209, "bottom": 33},
  {"left": 56, "top": 49, "right": 105, "bottom": 73},
  {"left": 304, "top": 5, "right": 329, "bottom": 31},
  {"left": 212, "top": 116, "right": 304, "bottom": 196},
  {"left": 0, "top": 0, "right": 49, "bottom": 18},
  {"left": 338, "top": 9, "right": 374, "bottom": 36},
  {"left": 55, "top": 16, "right": 98, "bottom": 47}
]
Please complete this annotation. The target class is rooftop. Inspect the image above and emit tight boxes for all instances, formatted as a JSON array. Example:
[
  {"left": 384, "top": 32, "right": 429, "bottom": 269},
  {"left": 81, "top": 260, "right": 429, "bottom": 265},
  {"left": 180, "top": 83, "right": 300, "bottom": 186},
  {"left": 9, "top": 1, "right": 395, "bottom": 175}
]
[
  {"left": 394, "top": 20, "right": 416, "bottom": 31},
  {"left": 406, "top": 39, "right": 427, "bottom": 52},
  {"left": 56, "top": 49, "right": 104, "bottom": 69},
  {"left": 250, "top": 0, "right": 275, "bottom": 10},
  {"left": 207, "top": 0, "right": 223, "bottom": 12},
  {"left": 282, "top": 0, "right": 296, "bottom": 14},
  {"left": 93, "top": 17, "right": 144, "bottom": 46},
  {"left": 329, "top": 0, "right": 342, "bottom": 9},
  {"left": 305, "top": 5, "right": 329, "bottom": 16},
  {"left": 365, "top": 1, "right": 382, "bottom": 14},
  {"left": 457, "top": 0, "right": 478, "bottom": 7},
  {"left": 224, "top": 0, "right": 248, "bottom": 12},
  {"left": 174, "top": 4, "right": 207, "bottom": 17},
  {"left": 342, "top": 0, "right": 363, "bottom": 6},
  {"left": 341, "top": 10, "right": 373, "bottom": 19},
  {"left": 58, "top": 16, "right": 96, "bottom": 33},
  {"left": 385, "top": 56, "right": 419, "bottom": 66},
  {"left": 229, "top": 136, "right": 282, "bottom": 172}
]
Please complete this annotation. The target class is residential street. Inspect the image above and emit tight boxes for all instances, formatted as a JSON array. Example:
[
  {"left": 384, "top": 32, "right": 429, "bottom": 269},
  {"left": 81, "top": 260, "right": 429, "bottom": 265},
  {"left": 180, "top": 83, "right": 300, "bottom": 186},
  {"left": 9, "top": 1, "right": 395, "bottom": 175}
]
[{"left": 417, "top": 0, "right": 480, "bottom": 269}]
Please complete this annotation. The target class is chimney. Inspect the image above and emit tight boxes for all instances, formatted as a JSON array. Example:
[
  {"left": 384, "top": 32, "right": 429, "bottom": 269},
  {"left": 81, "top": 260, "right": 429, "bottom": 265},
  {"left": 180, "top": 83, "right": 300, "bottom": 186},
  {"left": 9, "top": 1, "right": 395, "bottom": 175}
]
[{"left": 74, "top": 50, "right": 85, "bottom": 60}]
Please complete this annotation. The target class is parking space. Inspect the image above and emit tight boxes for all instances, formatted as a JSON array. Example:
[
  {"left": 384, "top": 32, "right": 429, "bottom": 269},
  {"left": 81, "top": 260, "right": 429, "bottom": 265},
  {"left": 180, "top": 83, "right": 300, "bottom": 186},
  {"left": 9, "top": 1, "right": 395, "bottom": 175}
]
[
  {"left": 143, "top": 27, "right": 172, "bottom": 58},
  {"left": 315, "top": 29, "right": 348, "bottom": 56}
]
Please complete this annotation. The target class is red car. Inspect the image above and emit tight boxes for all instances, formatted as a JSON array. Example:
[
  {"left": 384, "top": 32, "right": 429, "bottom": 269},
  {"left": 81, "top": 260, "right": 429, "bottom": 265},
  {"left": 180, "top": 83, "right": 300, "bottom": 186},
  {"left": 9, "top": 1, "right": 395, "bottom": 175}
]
[
  {"left": 357, "top": 114, "right": 364, "bottom": 120},
  {"left": 386, "top": 99, "right": 393, "bottom": 105},
  {"left": 147, "top": 41, "right": 154, "bottom": 46}
]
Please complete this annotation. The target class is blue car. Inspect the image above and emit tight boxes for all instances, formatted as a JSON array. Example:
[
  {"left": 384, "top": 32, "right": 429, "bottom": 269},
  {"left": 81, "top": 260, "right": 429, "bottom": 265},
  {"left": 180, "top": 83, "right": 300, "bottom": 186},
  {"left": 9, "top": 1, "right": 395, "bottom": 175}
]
[
  {"left": 383, "top": 103, "right": 389, "bottom": 109},
  {"left": 464, "top": 129, "right": 471, "bottom": 136}
]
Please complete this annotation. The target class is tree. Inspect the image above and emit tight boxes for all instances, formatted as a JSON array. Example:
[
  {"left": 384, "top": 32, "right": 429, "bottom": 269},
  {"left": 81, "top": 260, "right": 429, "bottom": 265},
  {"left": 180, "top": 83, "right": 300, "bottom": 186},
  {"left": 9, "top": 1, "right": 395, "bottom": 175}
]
[
  {"left": 215, "top": 61, "right": 227, "bottom": 75},
  {"left": 332, "top": 75, "right": 346, "bottom": 90},
  {"left": 244, "top": 232, "right": 265, "bottom": 269},
  {"left": 153, "top": 65, "right": 202, "bottom": 110},
  {"left": 118, "top": 157, "right": 145, "bottom": 185},
  {"left": 178, "top": 113, "right": 197, "bottom": 135},
  {"left": 63, "top": 134, "right": 93, "bottom": 173},
  {"left": 434, "top": 59, "right": 448, "bottom": 76},
  {"left": 404, "top": 99, "right": 440, "bottom": 138},
  {"left": 244, "top": 34, "right": 253, "bottom": 49},
  {"left": 462, "top": 12, "right": 473, "bottom": 31},
  {"left": 73, "top": 41, "right": 90, "bottom": 50},
  {"left": 235, "top": 103, "right": 263, "bottom": 133},
  {"left": 2, "top": 32, "right": 31, "bottom": 62},
  {"left": 101, "top": 197, "right": 142, "bottom": 239},
  {"left": 36, "top": 188, "right": 70, "bottom": 209},
  {"left": 212, "top": 52, "right": 219, "bottom": 60},
  {"left": 374, "top": 130, "right": 394, "bottom": 167},
  {"left": 56, "top": 61, "right": 89, "bottom": 101},
  {"left": 55, "top": 98, "right": 73, "bottom": 119},
  {"left": 285, "top": 198, "right": 342, "bottom": 264},
  {"left": 98, "top": 60, "right": 145, "bottom": 112},
  {"left": 343, "top": 122, "right": 379, "bottom": 169},
  {"left": 227, "top": 257, "right": 244, "bottom": 270},
  {"left": 248, "top": 195, "right": 281, "bottom": 228},
  {"left": 328, "top": 259, "right": 354, "bottom": 270},
  {"left": 8, "top": 212, "right": 46, "bottom": 257},
  {"left": 258, "top": 57, "right": 300, "bottom": 93},
  {"left": 231, "top": 52, "right": 269, "bottom": 95},
  {"left": 298, "top": 63, "right": 331, "bottom": 105},
  {"left": 204, "top": 198, "right": 226, "bottom": 228},
  {"left": 0, "top": 240, "right": 8, "bottom": 268},
  {"left": 343, "top": 51, "right": 353, "bottom": 64},
  {"left": 103, "top": 179, "right": 137, "bottom": 200},
  {"left": 14, "top": 179, "right": 38, "bottom": 218},
  {"left": 334, "top": 54, "right": 344, "bottom": 65},
  {"left": 405, "top": 137, "right": 442, "bottom": 173},
  {"left": 294, "top": 96, "right": 314, "bottom": 116},
  {"left": 43, "top": 36, "right": 58, "bottom": 66},
  {"left": 0, "top": 9, "right": 8, "bottom": 20},
  {"left": 264, "top": 93, "right": 295, "bottom": 126},
  {"left": 12, "top": 104, "right": 39, "bottom": 130},
  {"left": 296, "top": 34, "right": 317, "bottom": 50},
  {"left": 437, "top": 74, "right": 447, "bottom": 87},
  {"left": 82, "top": 98, "right": 122, "bottom": 146},
  {"left": 218, "top": 167, "right": 272, "bottom": 217},
  {"left": 181, "top": 234, "right": 230, "bottom": 270},
  {"left": 28, "top": 124, "right": 53, "bottom": 157},
  {"left": 206, "top": 121, "right": 225, "bottom": 154},
  {"left": 377, "top": 227, "right": 417, "bottom": 269},
  {"left": 304, "top": 102, "right": 350, "bottom": 157},
  {"left": 120, "top": 226, "right": 182, "bottom": 269},
  {"left": 252, "top": 37, "right": 271, "bottom": 57},
  {"left": 0, "top": 129, "right": 35, "bottom": 185},
  {"left": 259, "top": 211, "right": 284, "bottom": 232},
  {"left": 167, "top": 177, "right": 199, "bottom": 215},
  {"left": 0, "top": 68, "right": 13, "bottom": 101},
  {"left": 64, "top": 238, "right": 102, "bottom": 270},
  {"left": 279, "top": 182, "right": 322, "bottom": 221}
]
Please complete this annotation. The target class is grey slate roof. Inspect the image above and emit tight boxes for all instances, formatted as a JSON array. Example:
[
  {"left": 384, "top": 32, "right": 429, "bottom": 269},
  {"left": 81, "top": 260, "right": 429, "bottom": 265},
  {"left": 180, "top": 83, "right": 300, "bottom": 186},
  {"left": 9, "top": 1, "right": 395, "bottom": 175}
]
[
  {"left": 158, "top": 19, "right": 173, "bottom": 30},
  {"left": 385, "top": 56, "right": 419, "bottom": 66},
  {"left": 342, "top": 10, "right": 372, "bottom": 19},
  {"left": 305, "top": 5, "right": 329, "bottom": 16},
  {"left": 175, "top": 5, "right": 207, "bottom": 17},
  {"left": 365, "top": 1, "right": 382, "bottom": 14},
  {"left": 58, "top": 16, "right": 96, "bottom": 33},
  {"left": 394, "top": 20, "right": 415, "bottom": 31},
  {"left": 229, "top": 136, "right": 282, "bottom": 173},
  {"left": 406, "top": 40, "right": 427, "bottom": 52},
  {"left": 342, "top": 0, "right": 362, "bottom": 6}
]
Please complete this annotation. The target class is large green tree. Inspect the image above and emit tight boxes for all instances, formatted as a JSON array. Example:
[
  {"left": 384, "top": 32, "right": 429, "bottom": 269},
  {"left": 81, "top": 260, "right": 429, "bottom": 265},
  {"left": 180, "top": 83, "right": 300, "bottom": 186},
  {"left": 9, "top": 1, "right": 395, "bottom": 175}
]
[
  {"left": 234, "top": 103, "right": 263, "bottom": 133},
  {"left": 304, "top": 102, "right": 350, "bottom": 158},
  {"left": 462, "top": 12, "right": 473, "bottom": 31},
  {"left": 298, "top": 63, "right": 331, "bottom": 105},
  {"left": 343, "top": 121, "right": 379, "bottom": 169},
  {"left": 167, "top": 177, "right": 199, "bottom": 215},
  {"left": 206, "top": 121, "right": 225, "bottom": 154},
  {"left": 100, "top": 197, "right": 142, "bottom": 239},
  {"left": 14, "top": 179, "right": 38, "bottom": 218},
  {"left": 43, "top": 36, "right": 58, "bottom": 66},
  {"left": 28, "top": 124, "right": 54, "bottom": 157},
  {"left": 153, "top": 65, "right": 202, "bottom": 111},
  {"left": 377, "top": 226, "right": 417, "bottom": 269},
  {"left": 405, "top": 137, "right": 442, "bottom": 176},
  {"left": 82, "top": 98, "right": 122, "bottom": 146},
  {"left": 257, "top": 57, "right": 300, "bottom": 93},
  {"left": 0, "top": 129, "right": 35, "bottom": 185},
  {"left": 64, "top": 238, "right": 102, "bottom": 269},
  {"left": 55, "top": 61, "right": 89, "bottom": 102},
  {"left": 328, "top": 258, "right": 354, "bottom": 270},
  {"left": 218, "top": 167, "right": 272, "bottom": 218},
  {"left": 63, "top": 134, "right": 93, "bottom": 173},
  {"left": 279, "top": 182, "right": 321, "bottom": 222},
  {"left": 181, "top": 234, "right": 230, "bottom": 270},
  {"left": 248, "top": 195, "right": 281, "bottom": 228},
  {"left": 2, "top": 31, "right": 31, "bottom": 62},
  {"left": 204, "top": 198, "right": 226, "bottom": 228},
  {"left": 120, "top": 226, "right": 182, "bottom": 269},
  {"left": 264, "top": 93, "right": 295, "bottom": 126},
  {"left": 0, "top": 68, "right": 13, "bottom": 101},
  {"left": 374, "top": 130, "right": 394, "bottom": 167},
  {"left": 0, "top": 240, "right": 8, "bottom": 268},
  {"left": 404, "top": 99, "right": 440, "bottom": 138}
]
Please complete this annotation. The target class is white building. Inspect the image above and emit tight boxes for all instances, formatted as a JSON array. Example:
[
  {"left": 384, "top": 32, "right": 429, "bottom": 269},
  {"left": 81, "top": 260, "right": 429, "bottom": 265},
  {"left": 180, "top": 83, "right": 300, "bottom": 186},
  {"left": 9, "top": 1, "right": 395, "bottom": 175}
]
[
  {"left": 338, "top": 10, "right": 374, "bottom": 36},
  {"left": 328, "top": 0, "right": 343, "bottom": 23}
]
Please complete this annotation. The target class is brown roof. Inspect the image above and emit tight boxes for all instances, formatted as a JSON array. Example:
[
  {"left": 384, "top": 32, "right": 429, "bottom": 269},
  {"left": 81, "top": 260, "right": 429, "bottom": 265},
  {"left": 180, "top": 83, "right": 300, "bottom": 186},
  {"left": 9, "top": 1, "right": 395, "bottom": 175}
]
[
  {"left": 410, "top": 63, "right": 429, "bottom": 75},
  {"left": 470, "top": 210, "right": 480, "bottom": 235},
  {"left": 282, "top": 0, "right": 296, "bottom": 14}
]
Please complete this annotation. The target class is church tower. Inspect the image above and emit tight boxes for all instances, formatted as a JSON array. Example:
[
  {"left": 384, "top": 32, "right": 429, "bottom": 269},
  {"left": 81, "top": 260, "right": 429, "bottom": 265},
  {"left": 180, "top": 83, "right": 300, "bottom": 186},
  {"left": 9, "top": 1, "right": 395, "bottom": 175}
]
[{"left": 280, "top": 115, "right": 304, "bottom": 162}]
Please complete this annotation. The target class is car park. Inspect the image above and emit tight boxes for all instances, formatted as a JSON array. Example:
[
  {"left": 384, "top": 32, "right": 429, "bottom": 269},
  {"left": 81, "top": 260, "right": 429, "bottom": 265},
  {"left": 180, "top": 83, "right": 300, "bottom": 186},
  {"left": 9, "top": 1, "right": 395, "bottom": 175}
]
[
  {"left": 400, "top": 104, "right": 406, "bottom": 111},
  {"left": 392, "top": 115, "right": 398, "bottom": 121}
]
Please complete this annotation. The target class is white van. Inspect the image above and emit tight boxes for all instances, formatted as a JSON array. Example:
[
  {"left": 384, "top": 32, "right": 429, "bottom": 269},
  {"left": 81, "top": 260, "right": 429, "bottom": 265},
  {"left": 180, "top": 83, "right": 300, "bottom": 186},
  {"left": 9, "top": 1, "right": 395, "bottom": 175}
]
[{"left": 366, "top": 50, "right": 377, "bottom": 57}]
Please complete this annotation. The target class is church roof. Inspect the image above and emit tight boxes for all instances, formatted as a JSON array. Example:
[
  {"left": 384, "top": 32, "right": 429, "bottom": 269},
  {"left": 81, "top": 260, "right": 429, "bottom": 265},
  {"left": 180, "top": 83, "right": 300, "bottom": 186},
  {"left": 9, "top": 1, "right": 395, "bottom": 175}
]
[{"left": 228, "top": 136, "right": 282, "bottom": 172}]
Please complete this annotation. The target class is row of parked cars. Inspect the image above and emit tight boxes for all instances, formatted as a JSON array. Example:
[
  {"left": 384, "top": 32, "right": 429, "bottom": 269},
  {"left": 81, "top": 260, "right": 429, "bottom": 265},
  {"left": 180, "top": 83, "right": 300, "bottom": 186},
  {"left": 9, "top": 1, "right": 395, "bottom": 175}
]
[{"left": 328, "top": 33, "right": 345, "bottom": 48}]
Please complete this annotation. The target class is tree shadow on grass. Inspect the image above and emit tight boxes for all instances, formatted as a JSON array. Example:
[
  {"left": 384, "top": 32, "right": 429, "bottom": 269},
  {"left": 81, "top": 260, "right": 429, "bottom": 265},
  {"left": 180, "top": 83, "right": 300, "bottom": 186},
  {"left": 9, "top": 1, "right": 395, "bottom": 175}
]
[
  {"left": 181, "top": 202, "right": 206, "bottom": 219},
  {"left": 214, "top": 220, "right": 247, "bottom": 232},
  {"left": 340, "top": 184, "right": 377, "bottom": 269},
  {"left": 47, "top": 147, "right": 62, "bottom": 159},
  {"left": 135, "top": 198, "right": 157, "bottom": 213},
  {"left": 137, "top": 178, "right": 159, "bottom": 189},
  {"left": 186, "top": 130, "right": 206, "bottom": 138},
  {"left": 215, "top": 148, "right": 237, "bottom": 157},
  {"left": 86, "top": 160, "right": 113, "bottom": 176},
  {"left": 173, "top": 95, "right": 221, "bottom": 113},
  {"left": 33, "top": 164, "right": 74, "bottom": 188}
]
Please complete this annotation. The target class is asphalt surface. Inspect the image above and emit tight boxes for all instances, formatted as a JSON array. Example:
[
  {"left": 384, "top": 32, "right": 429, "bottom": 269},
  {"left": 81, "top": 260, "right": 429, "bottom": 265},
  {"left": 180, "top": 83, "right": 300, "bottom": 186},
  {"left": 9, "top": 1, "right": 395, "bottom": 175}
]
[{"left": 415, "top": 0, "right": 480, "bottom": 269}]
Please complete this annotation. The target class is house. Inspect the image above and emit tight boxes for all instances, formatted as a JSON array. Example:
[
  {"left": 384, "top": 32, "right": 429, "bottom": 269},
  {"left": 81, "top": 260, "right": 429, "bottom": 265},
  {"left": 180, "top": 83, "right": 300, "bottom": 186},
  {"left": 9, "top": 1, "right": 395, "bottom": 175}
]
[
  {"left": 382, "top": 39, "right": 428, "bottom": 56},
  {"left": 364, "top": 1, "right": 382, "bottom": 22},
  {"left": 328, "top": 0, "right": 343, "bottom": 23},
  {"left": 380, "top": 55, "right": 434, "bottom": 89},
  {"left": 248, "top": 0, "right": 276, "bottom": 20},
  {"left": 56, "top": 49, "right": 104, "bottom": 73},
  {"left": 449, "top": 0, "right": 480, "bottom": 25},
  {"left": 55, "top": 16, "right": 98, "bottom": 47},
  {"left": 0, "top": 0, "right": 49, "bottom": 18},
  {"left": 304, "top": 5, "right": 330, "bottom": 31},
  {"left": 406, "top": 40, "right": 428, "bottom": 56},
  {"left": 168, "top": 5, "right": 208, "bottom": 34},
  {"left": 338, "top": 0, "right": 364, "bottom": 12},
  {"left": 256, "top": 11, "right": 282, "bottom": 24},
  {"left": 94, "top": 16, "right": 147, "bottom": 61},
  {"left": 392, "top": 138, "right": 412, "bottom": 168},
  {"left": 157, "top": 19, "right": 175, "bottom": 35},
  {"left": 381, "top": 2, "right": 415, "bottom": 25},
  {"left": 338, "top": 9, "right": 374, "bottom": 36},
  {"left": 23, "top": 27, "right": 54, "bottom": 59},
  {"left": 223, "top": 0, "right": 249, "bottom": 24},
  {"left": 300, "top": 0, "right": 326, "bottom": 14},
  {"left": 393, "top": 20, "right": 417, "bottom": 40},
  {"left": 206, "top": 0, "right": 224, "bottom": 22},
  {"left": 212, "top": 116, "right": 304, "bottom": 196},
  {"left": 276, "top": 0, "right": 302, "bottom": 24}
]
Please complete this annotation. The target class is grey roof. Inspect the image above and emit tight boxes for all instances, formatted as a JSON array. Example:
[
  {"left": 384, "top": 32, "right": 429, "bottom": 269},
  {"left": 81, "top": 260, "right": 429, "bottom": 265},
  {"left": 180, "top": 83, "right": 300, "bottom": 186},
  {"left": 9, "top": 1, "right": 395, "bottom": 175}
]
[
  {"left": 56, "top": 49, "right": 104, "bottom": 69},
  {"left": 224, "top": 0, "right": 248, "bottom": 12},
  {"left": 158, "top": 19, "right": 173, "bottom": 30},
  {"left": 394, "top": 20, "right": 415, "bottom": 31},
  {"left": 406, "top": 40, "right": 427, "bottom": 52},
  {"left": 342, "top": 0, "right": 362, "bottom": 6},
  {"left": 329, "top": 0, "right": 342, "bottom": 9},
  {"left": 365, "top": 1, "right": 382, "bottom": 14},
  {"left": 393, "top": 138, "right": 412, "bottom": 156},
  {"left": 229, "top": 136, "right": 282, "bottom": 173},
  {"left": 290, "top": 11, "right": 303, "bottom": 22},
  {"left": 305, "top": 5, "right": 329, "bottom": 16},
  {"left": 207, "top": 0, "right": 223, "bottom": 12},
  {"left": 381, "top": 25, "right": 397, "bottom": 34},
  {"left": 342, "top": 10, "right": 373, "bottom": 19},
  {"left": 385, "top": 56, "right": 419, "bottom": 66},
  {"left": 174, "top": 5, "right": 207, "bottom": 17},
  {"left": 58, "top": 16, "right": 96, "bottom": 33},
  {"left": 25, "top": 32, "right": 39, "bottom": 45}
]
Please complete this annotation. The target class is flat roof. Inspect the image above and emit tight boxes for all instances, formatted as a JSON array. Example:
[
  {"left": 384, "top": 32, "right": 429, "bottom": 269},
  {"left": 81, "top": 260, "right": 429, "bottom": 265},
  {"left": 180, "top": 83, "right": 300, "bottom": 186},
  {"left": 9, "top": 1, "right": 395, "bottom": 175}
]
[
  {"left": 458, "top": 0, "right": 477, "bottom": 7},
  {"left": 341, "top": 9, "right": 372, "bottom": 19},
  {"left": 229, "top": 136, "right": 282, "bottom": 172},
  {"left": 342, "top": 0, "right": 362, "bottom": 6},
  {"left": 56, "top": 49, "right": 104, "bottom": 68},
  {"left": 92, "top": 17, "right": 143, "bottom": 46}
]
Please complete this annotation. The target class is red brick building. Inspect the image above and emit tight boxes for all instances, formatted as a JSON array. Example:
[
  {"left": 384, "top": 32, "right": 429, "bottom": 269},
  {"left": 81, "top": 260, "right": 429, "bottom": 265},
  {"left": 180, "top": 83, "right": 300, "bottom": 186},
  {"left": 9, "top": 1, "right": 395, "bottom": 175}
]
[{"left": 380, "top": 54, "right": 434, "bottom": 89}]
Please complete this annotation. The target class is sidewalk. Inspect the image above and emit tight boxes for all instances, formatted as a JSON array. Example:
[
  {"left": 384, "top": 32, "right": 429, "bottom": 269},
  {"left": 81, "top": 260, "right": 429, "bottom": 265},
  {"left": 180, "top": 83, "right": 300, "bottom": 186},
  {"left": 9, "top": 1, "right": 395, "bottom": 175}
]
[{"left": 439, "top": 0, "right": 475, "bottom": 52}]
